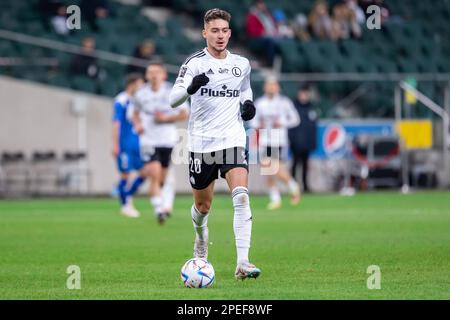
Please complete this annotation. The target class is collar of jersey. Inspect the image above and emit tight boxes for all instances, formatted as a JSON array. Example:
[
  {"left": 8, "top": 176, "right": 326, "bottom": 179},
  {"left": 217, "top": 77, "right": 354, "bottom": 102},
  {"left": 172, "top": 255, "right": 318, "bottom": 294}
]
[{"left": 203, "top": 47, "right": 230, "bottom": 62}]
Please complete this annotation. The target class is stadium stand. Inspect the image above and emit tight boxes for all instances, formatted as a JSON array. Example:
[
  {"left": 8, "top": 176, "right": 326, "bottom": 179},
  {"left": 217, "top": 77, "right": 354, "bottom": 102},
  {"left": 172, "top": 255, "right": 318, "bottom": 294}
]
[
  {"left": 0, "top": 0, "right": 449, "bottom": 118},
  {"left": 0, "top": 152, "right": 31, "bottom": 196},
  {"left": 58, "top": 151, "right": 91, "bottom": 195},
  {"left": 30, "top": 151, "right": 60, "bottom": 195},
  {"left": 0, "top": 150, "right": 91, "bottom": 197}
]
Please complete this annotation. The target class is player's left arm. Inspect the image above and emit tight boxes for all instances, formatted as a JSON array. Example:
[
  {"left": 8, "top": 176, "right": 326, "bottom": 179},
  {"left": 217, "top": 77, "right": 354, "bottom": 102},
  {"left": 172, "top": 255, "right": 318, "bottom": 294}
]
[{"left": 240, "top": 64, "right": 256, "bottom": 121}]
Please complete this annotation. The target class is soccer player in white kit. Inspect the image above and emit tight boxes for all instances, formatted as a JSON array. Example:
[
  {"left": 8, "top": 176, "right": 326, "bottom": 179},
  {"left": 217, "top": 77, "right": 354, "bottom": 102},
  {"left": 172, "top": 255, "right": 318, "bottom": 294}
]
[
  {"left": 133, "top": 63, "right": 189, "bottom": 224},
  {"left": 252, "top": 78, "right": 301, "bottom": 210},
  {"left": 169, "top": 9, "right": 261, "bottom": 280}
]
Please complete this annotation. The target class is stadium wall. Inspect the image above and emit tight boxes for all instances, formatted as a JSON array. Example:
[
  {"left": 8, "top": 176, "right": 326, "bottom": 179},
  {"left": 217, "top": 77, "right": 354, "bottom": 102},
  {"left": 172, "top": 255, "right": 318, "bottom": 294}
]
[{"left": 0, "top": 76, "right": 117, "bottom": 193}]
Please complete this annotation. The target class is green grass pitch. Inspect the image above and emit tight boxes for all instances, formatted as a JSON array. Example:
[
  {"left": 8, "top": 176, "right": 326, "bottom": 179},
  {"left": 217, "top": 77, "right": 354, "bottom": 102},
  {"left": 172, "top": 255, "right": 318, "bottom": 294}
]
[{"left": 0, "top": 191, "right": 449, "bottom": 299}]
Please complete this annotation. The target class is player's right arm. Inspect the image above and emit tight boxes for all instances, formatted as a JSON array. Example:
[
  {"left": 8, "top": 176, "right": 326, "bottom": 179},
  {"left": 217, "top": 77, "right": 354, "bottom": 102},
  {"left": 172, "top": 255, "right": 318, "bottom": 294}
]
[
  {"left": 131, "top": 94, "right": 144, "bottom": 135},
  {"left": 169, "top": 60, "right": 209, "bottom": 108},
  {"left": 132, "top": 110, "right": 144, "bottom": 135}
]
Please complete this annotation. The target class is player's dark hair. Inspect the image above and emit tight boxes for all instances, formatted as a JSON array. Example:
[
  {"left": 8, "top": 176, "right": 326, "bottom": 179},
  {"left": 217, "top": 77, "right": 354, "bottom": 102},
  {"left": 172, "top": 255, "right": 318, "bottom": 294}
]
[
  {"left": 204, "top": 8, "right": 231, "bottom": 25},
  {"left": 299, "top": 83, "right": 311, "bottom": 92},
  {"left": 125, "top": 73, "right": 143, "bottom": 87}
]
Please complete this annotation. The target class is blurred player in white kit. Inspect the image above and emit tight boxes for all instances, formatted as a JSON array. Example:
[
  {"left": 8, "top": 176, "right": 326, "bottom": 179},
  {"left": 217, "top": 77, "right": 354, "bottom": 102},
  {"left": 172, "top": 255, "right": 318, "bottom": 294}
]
[
  {"left": 252, "top": 78, "right": 301, "bottom": 210},
  {"left": 133, "top": 63, "right": 189, "bottom": 224}
]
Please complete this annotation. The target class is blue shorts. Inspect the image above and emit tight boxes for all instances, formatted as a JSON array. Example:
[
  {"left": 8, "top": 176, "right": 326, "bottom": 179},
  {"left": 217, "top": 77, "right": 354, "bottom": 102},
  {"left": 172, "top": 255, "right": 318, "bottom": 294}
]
[{"left": 117, "top": 149, "right": 143, "bottom": 173}]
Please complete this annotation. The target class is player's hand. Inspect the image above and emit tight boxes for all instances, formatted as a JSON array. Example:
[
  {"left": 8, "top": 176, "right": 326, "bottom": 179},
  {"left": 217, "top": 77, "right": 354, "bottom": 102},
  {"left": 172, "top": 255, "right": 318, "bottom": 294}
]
[
  {"left": 154, "top": 111, "right": 171, "bottom": 123},
  {"left": 112, "top": 144, "right": 120, "bottom": 157},
  {"left": 273, "top": 120, "right": 282, "bottom": 129},
  {"left": 134, "top": 123, "right": 144, "bottom": 135},
  {"left": 187, "top": 73, "right": 209, "bottom": 95},
  {"left": 241, "top": 100, "right": 256, "bottom": 121}
]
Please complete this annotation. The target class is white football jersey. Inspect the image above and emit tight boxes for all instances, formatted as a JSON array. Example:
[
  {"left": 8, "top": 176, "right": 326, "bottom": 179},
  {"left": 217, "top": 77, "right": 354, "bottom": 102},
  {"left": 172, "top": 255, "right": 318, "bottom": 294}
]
[
  {"left": 252, "top": 94, "right": 300, "bottom": 147},
  {"left": 133, "top": 81, "right": 188, "bottom": 148},
  {"left": 172, "top": 48, "right": 253, "bottom": 153}
]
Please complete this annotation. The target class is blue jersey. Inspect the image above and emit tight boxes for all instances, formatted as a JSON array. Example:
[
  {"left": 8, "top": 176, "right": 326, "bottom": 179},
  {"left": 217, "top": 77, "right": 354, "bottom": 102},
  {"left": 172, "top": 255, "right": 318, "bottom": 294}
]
[{"left": 113, "top": 92, "right": 140, "bottom": 152}]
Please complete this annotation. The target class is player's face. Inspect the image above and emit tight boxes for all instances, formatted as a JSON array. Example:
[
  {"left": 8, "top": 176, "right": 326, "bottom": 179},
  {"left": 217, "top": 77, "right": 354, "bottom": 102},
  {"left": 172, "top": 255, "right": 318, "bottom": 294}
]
[
  {"left": 298, "top": 90, "right": 310, "bottom": 103},
  {"left": 146, "top": 65, "right": 166, "bottom": 85},
  {"left": 203, "top": 19, "right": 231, "bottom": 53},
  {"left": 264, "top": 81, "right": 280, "bottom": 97},
  {"left": 130, "top": 78, "right": 144, "bottom": 95}
]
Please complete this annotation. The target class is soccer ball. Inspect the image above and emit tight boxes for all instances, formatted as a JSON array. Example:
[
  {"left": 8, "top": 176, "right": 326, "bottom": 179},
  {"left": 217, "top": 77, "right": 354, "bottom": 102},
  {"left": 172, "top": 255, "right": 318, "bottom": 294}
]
[{"left": 181, "top": 258, "right": 215, "bottom": 288}]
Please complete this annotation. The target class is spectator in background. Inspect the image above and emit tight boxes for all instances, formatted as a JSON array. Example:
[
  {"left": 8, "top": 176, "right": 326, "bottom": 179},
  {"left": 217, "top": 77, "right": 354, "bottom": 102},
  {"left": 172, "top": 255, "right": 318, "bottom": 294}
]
[
  {"left": 245, "top": 0, "right": 281, "bottom": 67},
  {"left": 345, "top": 0, "right": 366, "bottom": 25},
  {"left": 50, "top": 5, "right": 70, "bottom": 35},
  {"left": 308, "top": 0, "right": 334, "bottom": 39},
  {"left": 127, "top": 40, "right": 156, "bottom": 76},
  {"left": 80, "top": 0, "right": 110, "bottom": 31},
  {"left": 69, "top": 37, "right": 101, "bottom": 79},
  {"left": 288, "top": 84, "right": 318, "bottom": 193},
  {"left": 292, "top": 13, "right": 311, "bottom": 42},
  {"left": 38, "top": 0, "right": 64, "bottom": 31},
  {"left": 272, "top": 9, "right": 295, "bottom": 39},
  {"left": 331, "top": 1, "right": 362, "bottom": 40}
]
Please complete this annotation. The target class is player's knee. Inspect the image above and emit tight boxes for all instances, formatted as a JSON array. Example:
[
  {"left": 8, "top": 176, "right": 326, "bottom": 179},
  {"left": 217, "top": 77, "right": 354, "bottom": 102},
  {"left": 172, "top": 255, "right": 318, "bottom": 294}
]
[
  {"left": 146, "top": 162, "right": 160, "bottom": 176},
  {"left": 195, "top": 200, "right": 211, "bottom": 214}
]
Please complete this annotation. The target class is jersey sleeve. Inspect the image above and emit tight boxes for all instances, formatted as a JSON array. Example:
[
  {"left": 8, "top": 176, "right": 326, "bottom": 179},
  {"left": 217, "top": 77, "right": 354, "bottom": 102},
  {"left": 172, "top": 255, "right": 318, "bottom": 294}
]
[
  {"left": 170, "top": 61, "right": 197, "bottom": 108},
  {"left": 173, "top": 60, "right": 196, "bottom": 90},
  {"left": 112, "top": 101, "right": 124, "bottom": 122}
]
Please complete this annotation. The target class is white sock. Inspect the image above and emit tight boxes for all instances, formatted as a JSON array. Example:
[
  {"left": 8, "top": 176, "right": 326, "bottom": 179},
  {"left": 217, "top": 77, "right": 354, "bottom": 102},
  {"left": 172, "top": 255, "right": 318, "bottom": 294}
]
[
  {"left": 269, "top": 186, "right": 281, "bottom": 203},
  {"left": 191, "top": 205, "right": 208, "bottom": 240},
  {"left": 123, "top": 197, "right": 133, "bottom": 209},
  {"left": 288, "top": 179, "right": 299, "bottom": 194},
  {"left": 232, "top": 186, "right": 252, "bottom": 264},
  {"left": 161, "top": 182, "right": 175, "bottom": 212},
  {"left": 150, "top": 196, "right": 162, "bottom": 216}
]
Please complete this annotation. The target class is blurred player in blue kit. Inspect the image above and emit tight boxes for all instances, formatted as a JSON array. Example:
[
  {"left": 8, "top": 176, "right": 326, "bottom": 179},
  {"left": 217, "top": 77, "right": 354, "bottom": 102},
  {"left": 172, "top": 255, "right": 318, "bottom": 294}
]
[{"left": 112, "top": 73, "right": 146, "bottom": 218}]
